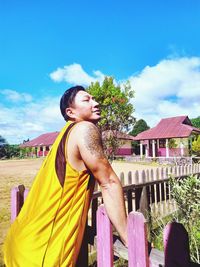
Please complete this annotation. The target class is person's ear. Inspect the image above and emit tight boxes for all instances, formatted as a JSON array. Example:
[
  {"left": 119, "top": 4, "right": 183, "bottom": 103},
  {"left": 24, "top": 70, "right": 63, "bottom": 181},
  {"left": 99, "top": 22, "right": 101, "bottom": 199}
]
[{"left": 66, "top": 107, "right": 76, "bottom": 119}]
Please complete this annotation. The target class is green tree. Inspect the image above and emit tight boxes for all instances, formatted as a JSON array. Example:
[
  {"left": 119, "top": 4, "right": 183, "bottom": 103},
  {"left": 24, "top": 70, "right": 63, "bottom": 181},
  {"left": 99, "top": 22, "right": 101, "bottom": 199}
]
[
  {"left": 129, "top": 119, "right": 150, "bottom": 137},
  {"left": 0, "top": 144, "right": 20, "bottom": 159},
  {"left": 0, "top": 135, "right": 7, "bottom": 146},
  {"left": 87, "top": 77, "right": 135, "bottom": 158},
  {"left": 0, "top": 136, "right": 21, "bottom": 159},
  {"left": 191, "top": 116, "right": 200, "bottom": 129},
  {"left": 129, "top": 119, "right": 150, "bottom": 155},
  {"left": 192, "top": 135, "right": 200, "bottom": 156},
  {"left": 0, "top": 135, "right": 8, "bottom": 158},
  {"left": 168, "top": 138, "right": 177, "bottom": 149}
]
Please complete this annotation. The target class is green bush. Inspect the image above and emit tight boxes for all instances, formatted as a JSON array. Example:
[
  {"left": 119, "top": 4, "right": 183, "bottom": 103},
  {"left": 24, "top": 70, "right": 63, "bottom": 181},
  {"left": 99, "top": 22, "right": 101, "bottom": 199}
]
[
  {"left": 170, "top": 175, "right": 200, "bottom": 263},
  {"left": 151, "top": 175, "right": 200, "bottom": 263}
]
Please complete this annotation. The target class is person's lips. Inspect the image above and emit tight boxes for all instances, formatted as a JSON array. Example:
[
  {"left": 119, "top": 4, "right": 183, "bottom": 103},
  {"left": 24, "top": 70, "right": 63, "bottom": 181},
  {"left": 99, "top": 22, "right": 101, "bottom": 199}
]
[{"left": 93, "top": 109, "right": 100, "bottom": 114}]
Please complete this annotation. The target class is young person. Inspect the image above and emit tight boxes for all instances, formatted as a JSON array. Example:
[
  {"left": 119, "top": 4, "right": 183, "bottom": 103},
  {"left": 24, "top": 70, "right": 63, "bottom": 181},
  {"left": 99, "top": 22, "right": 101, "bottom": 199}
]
[{"left": 4, "top": 86, "right": 127, "bottom": 267}]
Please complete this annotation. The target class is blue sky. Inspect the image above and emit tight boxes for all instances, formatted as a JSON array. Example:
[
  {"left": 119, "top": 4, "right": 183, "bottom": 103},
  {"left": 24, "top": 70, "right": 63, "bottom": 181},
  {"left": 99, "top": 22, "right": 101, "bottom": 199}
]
[{"left": 1, "top": 0, "right": 200, "bottom": 144}]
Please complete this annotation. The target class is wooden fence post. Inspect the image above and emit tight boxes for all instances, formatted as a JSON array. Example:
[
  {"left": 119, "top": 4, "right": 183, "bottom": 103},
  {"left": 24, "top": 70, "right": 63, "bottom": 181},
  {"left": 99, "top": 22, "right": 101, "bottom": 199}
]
[
  {"left": 120, "top": 172, "right": 125, "bottom": 186},
  {"left": 76, "top": 219, "right": 89, "bottom": 267},
  {"left": 127, "top": 189, "right": 133, "bottom": 213},
  {"left": 24, "top": 188, "right": 29, "bottom": 200},
  {"left": 128, "top": 171, "right": 132, "bottom": 184},
  {"left": 164, "top": 222, "right": 190, "bottom": 267},
  {"left": 97, "top": 205, "right": 113, "bottom": 267},
  {"left": 11, "top": 185, "right": 26, "bottom": 222},
  {"left": 128, "top": 211, "right": 149, "bottom": 267},
  {"left": 135, "top": 170, "right": 139, "bottom": 184},
  {"left": 11, "top": 187, "right": 19, "bottom": 222},
  {"left": 92, "top": 198, "right": 98, "bottom": 236},
  {"left": 127, "top": 171, "right": 133, "bottom": 213}
]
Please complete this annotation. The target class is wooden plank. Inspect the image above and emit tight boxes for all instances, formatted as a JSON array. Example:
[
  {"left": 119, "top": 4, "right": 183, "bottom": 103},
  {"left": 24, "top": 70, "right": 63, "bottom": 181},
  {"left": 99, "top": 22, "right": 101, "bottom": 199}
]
[
  {"left": 164, "top": 222, "right": 190, "bottom": 267},
  {"left": 139, "top": 186, "right": 150, "bottom": 218},
  {"left": 92, "top": 198, "right": 98, "bottom": 236},
  {"left": 95, "top": 235, "right": 165, "bottom": 267},
  {"left": 150, "top": 248, "right": 164, "bottom": 267},
  {"left": 94, "top": 234, "right": 165, "bottom": 267},
  {"left": 128, "top": 171, "right": 132, "bottom": 184},
  {"left": 24, "top": 188, "right": 29, "bottom": 200},
  {"left": 127, "top": 189, "right": 133, "bottom": 213},
  {"left": 120, "top": 172, "right": 125, "bottom": 186},
  {"left": 135, "top": 187, "right": 143, "bottom": 210},
  {"left": 18, "top": 184, "right": 25, "bottom": 211},
  {"left": 76, "top": 221, "right": 89, "bottom": 267},
  {"left": 128, "top": 211, "right": 149, "bottom": 267},
  {"left": 11, "top": 187, "right": 18, "bottom": 222},
  {"left": 97, "top": 205, "right": 113, "bottom": 267}
]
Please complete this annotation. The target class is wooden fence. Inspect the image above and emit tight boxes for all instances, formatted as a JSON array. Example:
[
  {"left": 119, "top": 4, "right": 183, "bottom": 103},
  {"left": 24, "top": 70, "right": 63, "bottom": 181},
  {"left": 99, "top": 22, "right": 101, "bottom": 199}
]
[
  {"left": 97, "top": 205, "right": 200, "bottom": 267},
  {"left": 10, "top": 163, "right": 200, "bottom": 266}
]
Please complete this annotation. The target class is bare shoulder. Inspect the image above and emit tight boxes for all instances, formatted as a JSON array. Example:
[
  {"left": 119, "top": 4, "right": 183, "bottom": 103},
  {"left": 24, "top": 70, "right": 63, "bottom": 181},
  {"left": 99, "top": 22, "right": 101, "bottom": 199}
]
[
  {"left": 72, "top": 121, "right": 100, "bottom": 136},
  {"left": 73, "top": 121, "right": 105, "bottom": 159},
  {"left": 74, "top": 120, "right": 98, "bottom": 130}
]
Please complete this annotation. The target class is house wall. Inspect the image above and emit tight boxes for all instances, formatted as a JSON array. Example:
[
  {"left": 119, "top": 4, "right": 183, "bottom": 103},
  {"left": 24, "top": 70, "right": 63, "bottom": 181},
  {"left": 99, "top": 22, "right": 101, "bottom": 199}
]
[
  {"left": 115, "top": 140, "right": 133, "bottom": 155},
  {"left": 22, "top": 145, "right": 51, "bottom": 157},
  {"left": 157, "top": 137, "right": 189, "bottom": 157},
  {"left": 158, "top": 147, "right": 188, "bottom": 157}
]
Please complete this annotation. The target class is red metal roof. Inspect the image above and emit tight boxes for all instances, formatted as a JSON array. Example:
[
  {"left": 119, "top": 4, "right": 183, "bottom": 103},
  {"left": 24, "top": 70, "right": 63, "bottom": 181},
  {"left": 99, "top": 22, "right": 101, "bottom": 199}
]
[
  {"left": 21, "top": 129, "right": 134, "bottom": 148},
  {"left": 133, "top": 116, "right": 200, "bottom": 140},
  {"left": 20, "top": 132, "right": 59, "bottom": 147}
]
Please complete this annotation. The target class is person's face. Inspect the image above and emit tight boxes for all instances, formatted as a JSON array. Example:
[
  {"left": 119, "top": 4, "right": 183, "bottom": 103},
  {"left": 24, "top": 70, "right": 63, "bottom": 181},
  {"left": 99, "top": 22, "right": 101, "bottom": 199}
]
[{"left": 66, "top": 90, "right": 101, "bottom": 123}]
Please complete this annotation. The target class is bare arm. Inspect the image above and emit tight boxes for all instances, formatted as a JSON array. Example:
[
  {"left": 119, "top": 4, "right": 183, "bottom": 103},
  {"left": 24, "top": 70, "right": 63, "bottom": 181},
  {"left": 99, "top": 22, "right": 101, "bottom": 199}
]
[{"left": 76, "top": 121, "right": 127, "bottom": 246}]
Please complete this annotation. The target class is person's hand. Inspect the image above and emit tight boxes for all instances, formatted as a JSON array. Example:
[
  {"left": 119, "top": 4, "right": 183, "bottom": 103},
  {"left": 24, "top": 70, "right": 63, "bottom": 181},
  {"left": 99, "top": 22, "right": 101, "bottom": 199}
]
[{"left": 119, "top": 232, "right": 128, "bottom": 248}]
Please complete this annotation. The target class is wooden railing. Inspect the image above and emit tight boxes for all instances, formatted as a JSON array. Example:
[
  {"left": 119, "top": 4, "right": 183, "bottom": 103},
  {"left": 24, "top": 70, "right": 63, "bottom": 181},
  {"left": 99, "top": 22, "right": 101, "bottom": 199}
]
[
  {"left": 10, "top": 163, "right": 200, "bottom": 266},
  {"left": 97, "top": 205, "right": 200, "bottom": 267}
]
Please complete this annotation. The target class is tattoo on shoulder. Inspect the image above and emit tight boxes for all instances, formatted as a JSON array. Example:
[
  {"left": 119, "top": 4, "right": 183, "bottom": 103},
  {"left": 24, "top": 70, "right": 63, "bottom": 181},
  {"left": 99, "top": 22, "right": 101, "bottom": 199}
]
[{"left": 84, "top": 124, "right": 105, "bottom": 159}]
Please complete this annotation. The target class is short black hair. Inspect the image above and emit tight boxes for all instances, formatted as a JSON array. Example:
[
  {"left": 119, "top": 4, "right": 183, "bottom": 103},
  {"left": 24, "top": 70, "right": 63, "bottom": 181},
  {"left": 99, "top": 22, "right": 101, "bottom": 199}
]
[{"left": 60, "top": 85, "right": 85, "bottom": 121}]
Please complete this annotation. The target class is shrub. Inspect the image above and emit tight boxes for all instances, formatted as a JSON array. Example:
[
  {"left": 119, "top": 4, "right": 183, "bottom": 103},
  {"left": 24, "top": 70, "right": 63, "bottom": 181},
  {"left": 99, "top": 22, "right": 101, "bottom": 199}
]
[{"left": 169, "top": 175, "right": 200, "bottom": 263}]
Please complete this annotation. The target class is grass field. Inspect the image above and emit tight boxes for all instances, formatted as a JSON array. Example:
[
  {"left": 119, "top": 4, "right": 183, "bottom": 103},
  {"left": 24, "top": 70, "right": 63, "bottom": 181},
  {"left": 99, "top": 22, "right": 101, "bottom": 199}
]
[{"left": 0, "top": 158, "right": 159, "bottom": 265}]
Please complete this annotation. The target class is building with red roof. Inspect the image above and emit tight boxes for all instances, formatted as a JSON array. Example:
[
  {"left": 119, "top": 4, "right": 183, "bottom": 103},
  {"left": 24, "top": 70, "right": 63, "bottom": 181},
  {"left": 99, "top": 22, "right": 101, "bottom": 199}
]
[
  {"left": 133, "top": 115, "right": 200, "bottom": 158},
  {"left": 20, "top": 130, "right": 135, "bottom": 157},
  {"left": 20, "top": 132, "right": 59, "bottom": 157}
]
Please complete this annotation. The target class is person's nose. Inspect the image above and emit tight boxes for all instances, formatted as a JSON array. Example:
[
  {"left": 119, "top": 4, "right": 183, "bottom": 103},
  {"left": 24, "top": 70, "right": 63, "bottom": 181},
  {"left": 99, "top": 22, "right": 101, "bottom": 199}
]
[{"left": 92, "top": 99, "right": 99, "bottom": 107}]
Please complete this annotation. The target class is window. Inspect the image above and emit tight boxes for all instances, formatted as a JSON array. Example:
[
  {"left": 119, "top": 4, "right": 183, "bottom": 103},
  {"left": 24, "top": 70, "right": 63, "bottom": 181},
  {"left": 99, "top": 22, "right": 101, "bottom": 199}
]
[{"left": 159, "top": 139, "right": 165, "bottom": 148}]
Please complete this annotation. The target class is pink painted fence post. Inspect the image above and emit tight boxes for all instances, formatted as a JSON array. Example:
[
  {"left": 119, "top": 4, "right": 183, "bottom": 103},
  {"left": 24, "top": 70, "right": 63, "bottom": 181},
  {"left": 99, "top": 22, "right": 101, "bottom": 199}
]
[
  {"left": 24, "top": 188, "right": 29, "bottom": 200},
  {"left": 11, "top": 187, "right": 19, "bottom": 222},
  {"left": 97, "top": 204, "right": 113, "bottom": 267},
  {"left": 164, "top": 222, "right": 190, "bottom": 267},
  {"left": 11, "top": 185, "right": 28, "bottom": 222},
  {"left": 128, "top": 211, "right": 149, "bottom": 267}
]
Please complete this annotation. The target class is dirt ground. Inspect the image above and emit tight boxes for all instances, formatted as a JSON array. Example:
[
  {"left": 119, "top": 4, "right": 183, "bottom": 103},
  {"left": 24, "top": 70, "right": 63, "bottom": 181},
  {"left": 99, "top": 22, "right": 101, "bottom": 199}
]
[{"left": 0, "top": 158, "right": 159, "bottom": 265}]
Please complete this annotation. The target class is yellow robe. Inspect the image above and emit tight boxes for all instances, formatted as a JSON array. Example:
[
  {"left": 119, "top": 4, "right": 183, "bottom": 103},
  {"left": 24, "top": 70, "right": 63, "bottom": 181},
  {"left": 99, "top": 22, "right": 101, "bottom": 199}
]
[{"left": 3, "top": 121, "right": 95, "bottom": 267}]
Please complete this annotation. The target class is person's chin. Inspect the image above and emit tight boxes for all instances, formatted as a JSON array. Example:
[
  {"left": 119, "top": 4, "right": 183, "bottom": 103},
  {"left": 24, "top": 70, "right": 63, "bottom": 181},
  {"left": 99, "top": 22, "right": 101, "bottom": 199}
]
[{"left": 90, "top": 115, "right": 101, "bottom": 123}]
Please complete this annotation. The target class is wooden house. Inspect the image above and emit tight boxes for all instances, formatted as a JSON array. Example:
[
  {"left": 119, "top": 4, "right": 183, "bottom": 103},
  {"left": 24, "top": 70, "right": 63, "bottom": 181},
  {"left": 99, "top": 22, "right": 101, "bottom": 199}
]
[{"left": 133, "top": 115, "right": 200, "bottom": 158}]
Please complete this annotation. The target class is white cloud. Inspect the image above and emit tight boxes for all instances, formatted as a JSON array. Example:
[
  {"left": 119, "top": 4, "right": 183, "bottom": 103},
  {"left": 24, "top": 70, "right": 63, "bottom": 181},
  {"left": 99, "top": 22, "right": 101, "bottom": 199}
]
[
  {"left": 1, "top": 57, "right": 200, "bottom": 144},
  {"left": 0, "top": 89, "right": 32, "bottom": 102},
  {"left": 128, "top": 56, "right": 200, "bottom": 127},
  {"left": 0, "top": 96, "right": 65, "bottom": 144},
  {"left": 50, "top": 63, "right": 105, "bottom": 86}
]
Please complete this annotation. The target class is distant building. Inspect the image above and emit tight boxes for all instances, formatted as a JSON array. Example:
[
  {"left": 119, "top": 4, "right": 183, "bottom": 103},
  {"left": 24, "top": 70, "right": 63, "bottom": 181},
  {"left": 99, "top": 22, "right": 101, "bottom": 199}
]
[
  {"left": 20, "top": 132, "right": 59, "bottom": 157},
  {"left": 20, "top": 129, "right": 135, "bottom": 157},
  {"left": 102, "top": 130, "right": 135, "bottom": 156},
  {"left": 133, "top": 115, "right": 200, "bottom": 158}
]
